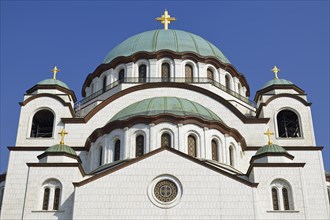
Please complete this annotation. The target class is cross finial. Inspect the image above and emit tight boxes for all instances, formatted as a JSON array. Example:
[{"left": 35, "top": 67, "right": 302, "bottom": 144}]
[
  {"left": 51, "top": 66, "right": 60, "bottom": 80},
  {"left": 264, "top": 128, "right": 274, "bottom": 145},
  {"left": 271, "top": 65, "right": 280, "bottom": 80},
  {"left": 155, "top": 9, "right": 176, "bottom": 30},
  {"left": 58, "top": 128, "right": 68, "bottom": 145}
]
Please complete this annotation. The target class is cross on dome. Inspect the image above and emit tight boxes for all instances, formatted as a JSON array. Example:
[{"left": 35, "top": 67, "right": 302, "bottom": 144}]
[
  {"left": 155, "top": 9, "right": 176, "bottom": 30},
  {"left": 58, "top": 128, "right": 68, "bottom": 145},
  {"left": 271, "top": 65, "right": 280, "bottom": 79},
  {"left": 51, "top": 66, "right": 60, "bottom": 80},
  {"left": 264, "top": 128, "right": 274, "bottom": 145}
]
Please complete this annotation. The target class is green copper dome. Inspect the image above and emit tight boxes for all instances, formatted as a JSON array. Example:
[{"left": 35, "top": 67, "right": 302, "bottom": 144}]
[
  {"left": 255, "top": 144, "right": 286, "bottom": 155},
  {"left": 37, "top": 79, "right": 70, "bottom": 90},
  {"left": 110, "top": 97, "right": 222, "bottom": 122},
  {"left": 103, "top": 29, "right": 230, "bottom": 64},
  {"left": 261, "top": 78, "right": 293, "bottom": 89},
  {"left": 46, "top": 144, "right": 77, "bottom": 156}
]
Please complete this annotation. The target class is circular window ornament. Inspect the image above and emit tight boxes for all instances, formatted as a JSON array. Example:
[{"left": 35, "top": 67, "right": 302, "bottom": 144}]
[{"left": 147, "top": 175, "right": 182, "bottom": 208}]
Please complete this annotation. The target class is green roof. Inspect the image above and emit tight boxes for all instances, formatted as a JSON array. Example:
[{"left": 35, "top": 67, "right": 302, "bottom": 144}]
[
  {"left": 37, "top": 79, "right": 70, "bottom": 90},
  {"left": 261, "top": 78, "right": 293, "bottom": 89},
  {"left": 103, "top": 29, "right": 230, "bottom": 64},
  {"left": 45, "top": 144, "right": 77, "bottom": 156},
  {"left": 109, "top": 97, "right": 222, "bottom": 122},
  {"left": 255, "top": 144, "right": 286, "bottom": 155}
]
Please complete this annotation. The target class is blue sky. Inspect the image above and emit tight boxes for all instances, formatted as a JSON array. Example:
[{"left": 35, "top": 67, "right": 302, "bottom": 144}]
[{"left": 0, "top": 1, "right": 329, "bottom": 173}]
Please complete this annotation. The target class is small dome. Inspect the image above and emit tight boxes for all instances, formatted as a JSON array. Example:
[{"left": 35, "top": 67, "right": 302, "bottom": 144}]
[
  {"left": 45, "top": 144, "right": 77, "bottom": 156},
  {"left": 103, "top": 29, "right": 230, "bottom": 64},
  {"left": 37, "top": 79, "right": 70, "bottom": 90},
  {"left": 255, "top": 144, "right": 286, "bottom": 155},
  {"left": 109, "top": 97, "right": 222, "bottom": 122},
  {"left": 261, "top": 78, "right": 293, "bottom": 89}
]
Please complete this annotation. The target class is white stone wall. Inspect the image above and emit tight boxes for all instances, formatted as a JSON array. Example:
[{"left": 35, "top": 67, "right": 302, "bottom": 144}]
[{"left": 73, "top": 150, "right": 256, "bottom": 220}]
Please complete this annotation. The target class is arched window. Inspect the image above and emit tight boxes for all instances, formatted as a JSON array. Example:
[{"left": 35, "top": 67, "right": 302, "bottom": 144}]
[
  {"left": 207, "top": 68, "right": 214, "bottom": 81},
  {"left": 136, "top": 135, "right": 144, "bottom": 157},
  {"left": 282, "top": 188, "right": 290, "bottom": 210},
  {"left": 161, "top": 133, "right": 171, "bottom": 148},
  {"left": 229, "top": 146, "right": 235, "bottom": 166},
  {"left": 99, "top": 146, "right": 103, "bottom": 166},
  {"left": 119, "top": 69, "right": 125, "bottom": 83},
  {"left": 42, "top": 187, "right": 50, "bottom": 210},
  {"left": 277, "top": 110, "right": 301, "bottom": 138},
  {"left": 271, "top": 188, "right": 279, "bottom": 210},
  {"left": 185, "top": 64, "right": 193, "bottom": 82},
  {"left": 211, "top": 139, "right": 218, "bottom": 161},
  {"left": 53, "top": 188, "right": 61, "bottom": 210},
  {"left": 187, "top": 135, "right": 197, "bottom": 157},
  {"left": 225, "top": 75, "right": 231, "bottom": 91},
  {"left": 114, "top": 140, "right": 121, "bottom": 161},
  {"left": 161, "top": 63, "right": 170, "bottom": 82},
  {"left": 41, "top": 179, "right": 62, "bottom": 211},
  {"left": 102, "top": 76, "right": 107, "bottom": 92},
  {"left": 271, "top": 179, "right": 294, "bottom": 210},
  {"left": 139, "top": 64, "right": 147, "bottom": 83},
  {"left": 30, "top": 110, "right": 54, "bottom": 138}
]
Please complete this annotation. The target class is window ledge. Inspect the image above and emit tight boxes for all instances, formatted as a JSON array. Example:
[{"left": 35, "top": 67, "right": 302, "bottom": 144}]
[
  {"left": 267, "top": 210, "right": 299, "bottom": 213},
  {"left": 276, "top": 137, "right": 304, "bottom": 140},
  {"left": 32, "top": 210, "right": 64, "bottom": 213}
]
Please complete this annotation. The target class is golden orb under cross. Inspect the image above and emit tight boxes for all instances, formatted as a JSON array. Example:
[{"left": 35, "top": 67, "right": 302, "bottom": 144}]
[
  {"left": 58, "top": 128, "right": 68, "bottom": 145},
  {"left": 264, "top": 128, "right": 274, "bottom": 145},
  {"left": 155, "top": 9, "right": 176, "bottom": 30},
  {"left": 271, "top": 66, "right": 280, "bottom": 79},
  {"left": 51, "top": 66, "right": 60, "bottom": 80}
]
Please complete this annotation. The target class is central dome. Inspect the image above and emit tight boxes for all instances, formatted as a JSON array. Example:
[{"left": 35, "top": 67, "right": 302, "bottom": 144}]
[
  {"left": 109, "top": 97, "right": 222, "bottom": 122},
  {"left": 103, "top": 29, "right": 230, "bottom": 64}
]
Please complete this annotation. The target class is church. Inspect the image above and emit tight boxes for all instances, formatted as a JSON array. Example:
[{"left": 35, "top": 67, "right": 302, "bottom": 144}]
[{"left": 0, "top": 10, "right": 329, "bottom": 219}]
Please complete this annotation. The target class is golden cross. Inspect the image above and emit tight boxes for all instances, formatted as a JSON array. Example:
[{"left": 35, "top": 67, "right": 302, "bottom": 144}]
[
  {"left": 264, "top": 128, "right": 274, "bottom": 145},
  {"left": 271, "top": 65, "right": 280, "bottom": 79},
  {"left": 51, "top": 66, "right": 60, "bottom": 80},
  {"left": 155, "top": 9, "right": 176, "bottom": 30},
  {"left": 58, "top": 128, "right": 68, "bottom": 145}
]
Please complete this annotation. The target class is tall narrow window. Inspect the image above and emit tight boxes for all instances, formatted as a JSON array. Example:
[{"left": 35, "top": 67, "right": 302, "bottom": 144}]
[
  {"left": 42, "top": 188, "right": 50, "bottom": 210},
  {"left": 119, "top": 69, "right": 125, "bottom": 83},
  {"left": 211, "top": 139, "right": 218, "bottom": 161},
  {"left": 161, "top": 63, "right": 170, "bottom": 82},
  {"left": 99, "top": 147, "right": 103, "bottom": 166},
  {"left": 102, "top": 76, "right": 107, "bottom": 92},
  {"left": 53, "top": 188, "right": 61, "bottom": 210},
  {"left": 185, "top": 64, "right": 193, "bottom": 82},
  {"left": 161, "top": 133, "right": 171, "bottom": 148},
  {"left": 272, "top": 188, "right": 279, "bottom": 210},
  {"left": 139, "top": 65, "right": 147, "bottom": 82},
  {"left": 207, "top": 69, "right": 214, "bottom": 81},
  {"left": 282, "top": 188, "right": 290, "bottom": 210},
  {"left": 136, "top": 135, "right": 144, "bottom": 157},
  {"left": 229, "top": 146, "right": 234, "bottom": 166},
  {"left": 0, "top": 187, "right": 3, "bottom": 210},
  {"left": 237, "top": 83, "right": 241, "bottom": 94},
  {"left": 225, "top": 75, "right": 231, "bottom": 91},
  {"left": 277, "top": 110, "right": 301, "bottom": 138},
  {"left": 188, "top": 135, "right": 197, "bottom": 157},
  {"left": 30, "top": 110, "right": 54, "bottom": 138},
  {"left": 114, "top": 140, "right": 121, "bottom": 161},
  {"left": 327, "top": 187, "right": 330, "bottom": 204}
]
